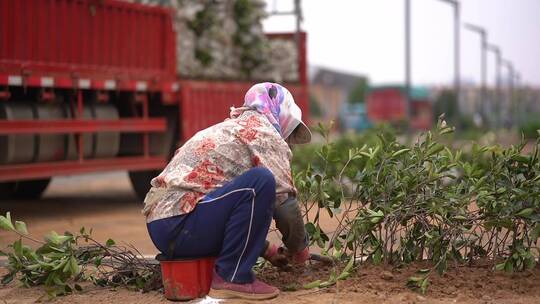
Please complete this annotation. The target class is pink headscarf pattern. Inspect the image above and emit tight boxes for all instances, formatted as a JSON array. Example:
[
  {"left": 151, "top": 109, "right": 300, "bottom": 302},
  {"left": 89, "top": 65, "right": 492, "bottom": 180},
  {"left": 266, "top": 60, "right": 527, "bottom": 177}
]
[{"left": 231, "top": 82, "right": 300, "bottom": 140}]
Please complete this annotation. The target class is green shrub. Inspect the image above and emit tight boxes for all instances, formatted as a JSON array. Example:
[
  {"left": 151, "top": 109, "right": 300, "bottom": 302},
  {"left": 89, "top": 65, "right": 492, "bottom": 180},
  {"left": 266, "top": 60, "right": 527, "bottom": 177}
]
[
  {"left": 519, "top": 119, "right": 540, "bottom": 139},
  {"left": 0, "top": 218, "right": 160, "bottom": 299},
  {"left": 295, "top": 116, "right": 540, "bottom": 293}
]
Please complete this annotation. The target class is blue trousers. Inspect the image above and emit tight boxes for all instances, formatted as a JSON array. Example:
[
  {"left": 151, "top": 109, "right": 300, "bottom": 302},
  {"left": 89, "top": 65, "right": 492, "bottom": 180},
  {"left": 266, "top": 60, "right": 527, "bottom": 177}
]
[{"left": 147, "top": 167, "right": 276, "bottom": 284}]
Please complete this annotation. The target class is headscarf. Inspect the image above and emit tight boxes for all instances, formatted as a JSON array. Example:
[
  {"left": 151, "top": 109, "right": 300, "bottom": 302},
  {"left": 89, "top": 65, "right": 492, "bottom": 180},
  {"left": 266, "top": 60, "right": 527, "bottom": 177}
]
[{"left": 230, "top": 82, "right": 300, "bottom": 140}]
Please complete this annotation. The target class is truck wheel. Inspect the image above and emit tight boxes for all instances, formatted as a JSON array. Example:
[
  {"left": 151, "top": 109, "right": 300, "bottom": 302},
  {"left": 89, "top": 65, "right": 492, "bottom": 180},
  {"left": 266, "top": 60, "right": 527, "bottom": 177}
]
[
  {"left": 129, "top": 105, "right": 178, "bottom": 202},
  {"left": 13, "top": 179, "right": 51, "bottom": 200},
  {"left": 129, "top": 170, "right": 159, "bottom": 202},
  {"left": 0, "top": 182, "right": 16, "bottom": 200},
  {"left": 0, "top": 179, "right": 51, "bottom": 200}
]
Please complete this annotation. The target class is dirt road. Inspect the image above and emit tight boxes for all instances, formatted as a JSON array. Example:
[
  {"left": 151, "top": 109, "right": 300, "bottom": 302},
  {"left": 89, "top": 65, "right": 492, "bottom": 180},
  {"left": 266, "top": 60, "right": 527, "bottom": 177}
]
[
  {"left": 2, "top": 172, "right": 540, "bottom": 303},
  {"left": 0, "top": 172, "right": 317, "bottom": 254},
  {"left": 0, "top": 172, "right": 157, "bottom": 255}
]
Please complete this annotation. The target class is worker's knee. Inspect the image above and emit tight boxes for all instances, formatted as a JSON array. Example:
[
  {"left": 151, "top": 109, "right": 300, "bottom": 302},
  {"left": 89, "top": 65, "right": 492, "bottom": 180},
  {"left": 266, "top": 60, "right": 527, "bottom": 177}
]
[
  {"left": 245, "top": 167, "right": 276, "bottom": 191},
  {"left": 239, "top": 167, "right": 276, "bottom": 210}
]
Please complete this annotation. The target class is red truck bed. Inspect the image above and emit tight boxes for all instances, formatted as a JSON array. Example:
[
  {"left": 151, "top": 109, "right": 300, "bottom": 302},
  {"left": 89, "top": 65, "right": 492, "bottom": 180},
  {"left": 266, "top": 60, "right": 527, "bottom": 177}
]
[
  {"left": 0, "top": 0, "right": 309, "bottom": 195},
  {"left": 366, "top": 86, "right": 432, "bottom": 130},
  {"left": 0, "top": 0, "right": 177, "bottom": 91},
  {"left": 179, "top": 80, "right": 308, "bottom": 141}
]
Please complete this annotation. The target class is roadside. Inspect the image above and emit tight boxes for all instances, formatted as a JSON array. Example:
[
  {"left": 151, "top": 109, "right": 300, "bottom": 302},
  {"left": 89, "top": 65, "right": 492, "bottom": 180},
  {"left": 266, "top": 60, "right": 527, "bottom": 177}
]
[{"left": 2, "top": 172, "right": 540, "bottom": 304}]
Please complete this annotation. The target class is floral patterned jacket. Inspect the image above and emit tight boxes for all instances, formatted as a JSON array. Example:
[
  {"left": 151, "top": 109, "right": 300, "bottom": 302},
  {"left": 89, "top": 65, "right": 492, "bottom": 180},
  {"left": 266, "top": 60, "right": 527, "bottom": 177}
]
[{"left": 143, "top": 110, "right": 296, "bottom": 223}]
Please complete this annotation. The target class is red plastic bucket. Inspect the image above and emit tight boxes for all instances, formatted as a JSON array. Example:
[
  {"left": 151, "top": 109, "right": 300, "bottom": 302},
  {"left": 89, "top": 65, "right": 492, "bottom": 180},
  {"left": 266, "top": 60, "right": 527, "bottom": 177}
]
[{"left": 158, "top": 255, "right": 216, "bottom": 301}]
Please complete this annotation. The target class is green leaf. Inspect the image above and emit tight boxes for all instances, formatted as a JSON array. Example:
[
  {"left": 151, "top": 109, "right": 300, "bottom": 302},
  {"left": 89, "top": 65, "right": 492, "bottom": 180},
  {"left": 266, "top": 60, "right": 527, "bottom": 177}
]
[
  {"left": 407, "top": 276, "right": 423, "bottom": 283},
  {"left": 333, "top": 238, "right": 342, "bottom": 252},
  {"left": 337, "top": 271, "right": 351, "bottom": 281},
  {"left": 436, "top": 258, "right": 447, "bottom": 275},
  {"left": 516, "top": 208, "right": 534, "bottom": 218},
  {"left": 305, "top": 222, "right": 316, "bottom": 235},
  {"left": 53, "top": 275, "right": 66, "bottom": 287},
  {"left": 504, "top": 260, "right": 514, "bottom": 273},
  {"left": 531, "top": 224, "right": 540, "bottom": 241},
  {"left": 392, "top": 149, "right": 410, "bottom": 158},
  {"left": 45, "top": 288, "right": 58, "bottom": 299},
  {"left": 69, "top": 256, "right": 80, "bottom": 275},
  {"left": 53, "top": 258, "right": 68, "bottom": 271},
  {"left": 439, "top": 126, "right": 455, "bottom": 135},
  {"left": 94, "top": 257, "right": 102, "bottom": 267},
  {"left": 372, "top": 247, "right": 382, "bottom": 265},
  {"left": 319, "top": 280, "right": 336, "bottom": 288},
  {"left": 63, "top": 258, "right": 72, "bottom": 273},
  {"left": 57, "top": 235, "right": 73, "bottom": 244},
  {"left": 0, "top": 212, "right": 15, "bottom": 231},
  {"left": 64, "top": 284, "right": 73, "bottom": 293},
  {"left": 427, "top": 144, "right": 445, "bottom": 157},
  {"left": 14, "top": 221, "right": 28, "bottom": 235},
  {"left": 360, "top": 152, "right": 372, "bottom": 158},
  {"left": 13, "top": 239, "right": 23, "bottom": 256},
  {"left": 45, "top": 231, "right": 61, "bottom": 244},
  {"left": 303, "top": 280, "right": 321, "bottom": 289},
  {"left": 1, "top": 272, "right": 15, "bottom": 285},
  {"left": 105, "top": 239, "right": 116, "bottom": 247},
  {"left": 25, "top": 264, "right": 41, "bottom": 271},
  {"left": 420, "top": 278, "right": 429, "bottom": 294},
  {"left": 342, "top": 257, "right": 355, "bottom": 273},
  {"left": 511, "top": 155, "right": 530, "bottom": 164}
]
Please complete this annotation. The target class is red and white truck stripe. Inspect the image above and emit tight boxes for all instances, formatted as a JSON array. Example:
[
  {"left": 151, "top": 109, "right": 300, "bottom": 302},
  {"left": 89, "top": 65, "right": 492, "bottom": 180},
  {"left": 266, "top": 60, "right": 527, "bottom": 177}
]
[{"left": 0, "top": 74, "right": 179, "bottom": 93}]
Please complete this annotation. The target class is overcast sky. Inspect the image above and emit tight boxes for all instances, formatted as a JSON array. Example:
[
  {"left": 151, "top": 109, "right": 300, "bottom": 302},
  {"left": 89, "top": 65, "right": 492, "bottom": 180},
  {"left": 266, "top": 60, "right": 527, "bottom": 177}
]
[{"left": 262, "top": 0, "right": 540, "bottom": 87}]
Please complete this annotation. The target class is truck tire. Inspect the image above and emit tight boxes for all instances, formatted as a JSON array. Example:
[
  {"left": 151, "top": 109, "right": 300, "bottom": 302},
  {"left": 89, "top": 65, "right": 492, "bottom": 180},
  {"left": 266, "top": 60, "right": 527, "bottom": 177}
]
[
  {"left": 129, "top": 106, "right": 178, "bottom": 202},
  {"left": 129, "top": 170, "right": 159, "bottom": 202},
  {"left": 0, "top": 179, "right": 51, "bottom": 200},
  {"left": 0, "top": 103, "right": 35, "bottom": 164},
  {"left": 12, "top": 179, "right": 51, "bottom": 199},
  {"left": 0, "top": 182, "right": 16, "bottom": 200}
]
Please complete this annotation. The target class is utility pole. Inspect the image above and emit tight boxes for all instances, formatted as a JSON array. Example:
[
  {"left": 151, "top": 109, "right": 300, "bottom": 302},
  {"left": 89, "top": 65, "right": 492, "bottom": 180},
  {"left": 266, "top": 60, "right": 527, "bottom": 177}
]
[
  {"left": 515, "top": 72, "right": 523, "bottom": 124},
  {"left": 464, "top": 23, "right": 487, "bottom": 123},
  {"left": 404, "top": 0, "right": 411, "bottom": 124},
  {"left": 502, "top": 60, "right": 515, "bottom": 127},
  {"left": 269, "top": 0, "right": 303, "bottom": 56},
  {"left": 294, "top": 0, "right": 302, "bottom": 48},
  {"left": 436, "top": 0, "right": 461, "bottom": 120},
  {"left": 487, "top": 44, "right": 502, "bottom": 128}
]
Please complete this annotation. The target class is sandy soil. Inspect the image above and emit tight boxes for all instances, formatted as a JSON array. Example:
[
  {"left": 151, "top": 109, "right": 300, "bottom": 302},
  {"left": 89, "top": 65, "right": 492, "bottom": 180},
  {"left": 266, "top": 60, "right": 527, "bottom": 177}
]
[
  {"left": 2, "top": 262, "right": 540, "bottom": 304},
  {"left": 1, "top": 172, "right": 540, "bottom": 303},
  {"left": 0, "top": 172, "right": 157, "bottom": 255}
]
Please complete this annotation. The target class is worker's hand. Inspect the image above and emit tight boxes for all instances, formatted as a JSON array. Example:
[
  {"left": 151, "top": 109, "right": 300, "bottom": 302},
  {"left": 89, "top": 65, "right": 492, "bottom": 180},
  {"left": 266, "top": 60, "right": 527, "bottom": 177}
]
[
  {"left": 289, "top": 247, "right": 310, "bottom": 265},
  {"left": 263, "top": 243, "right": 289, "bottom": 269},
  {"left": 277, "top": 246, "right": 310, "bottom": 265}
]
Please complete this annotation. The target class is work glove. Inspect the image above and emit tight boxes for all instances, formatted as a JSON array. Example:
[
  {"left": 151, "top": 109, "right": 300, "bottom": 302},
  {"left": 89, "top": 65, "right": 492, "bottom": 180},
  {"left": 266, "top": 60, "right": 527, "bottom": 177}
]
[
  {"left": 263, "top": 243, "right": 289, "bottom": 269},
  {"left": 290, "top": 246, "right": 310, "bottom": 264},
  {"left": 278, "top": 246, "right": 310, "bottom": 265}
]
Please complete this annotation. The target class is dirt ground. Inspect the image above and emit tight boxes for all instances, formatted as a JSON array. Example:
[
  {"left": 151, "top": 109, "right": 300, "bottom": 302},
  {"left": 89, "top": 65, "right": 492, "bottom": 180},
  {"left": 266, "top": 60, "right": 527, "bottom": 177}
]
[{"left": 2, "top": 172, "right": 540, "bottom": 303}]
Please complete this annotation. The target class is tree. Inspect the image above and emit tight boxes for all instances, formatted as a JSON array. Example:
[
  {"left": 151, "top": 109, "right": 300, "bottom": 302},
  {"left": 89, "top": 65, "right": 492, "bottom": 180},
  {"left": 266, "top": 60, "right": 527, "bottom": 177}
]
[
  {"left": 348, "top": 79, "right": 369, "bottom": 104},
  {"left": 433, "top": 89, "right": 459, "bottom": 123},
  {"left": 309, "top": 94, "right": 324, "bottom": 118}
]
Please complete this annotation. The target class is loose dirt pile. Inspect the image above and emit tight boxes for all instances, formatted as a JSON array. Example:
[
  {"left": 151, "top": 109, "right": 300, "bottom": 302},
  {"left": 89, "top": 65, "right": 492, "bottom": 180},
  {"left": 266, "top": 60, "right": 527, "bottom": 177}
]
[
  {"left": 258, "top": 260, "right": 540, "bottom": 303},
  {"left": 2, "top": 173, "right": 540, "bottom": 303},
  {"left": 2, "top": 261, "right": 540, "bottom": 304}
]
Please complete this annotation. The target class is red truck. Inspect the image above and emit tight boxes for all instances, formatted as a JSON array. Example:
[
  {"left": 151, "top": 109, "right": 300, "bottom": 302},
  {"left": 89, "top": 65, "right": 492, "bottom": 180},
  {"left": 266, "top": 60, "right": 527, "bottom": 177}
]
[
  {"left": 0, "top": 0, "right": 308, "bottom": 200},
  {"left": 366, "top": 85, "right": 432, "bottom": 130}
]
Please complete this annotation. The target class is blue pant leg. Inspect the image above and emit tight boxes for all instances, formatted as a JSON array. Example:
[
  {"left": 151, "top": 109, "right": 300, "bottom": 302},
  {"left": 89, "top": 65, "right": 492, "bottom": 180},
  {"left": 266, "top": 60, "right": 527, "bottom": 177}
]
[
  {"left": 147, "top": 167, "right": 276, "bottom": 283},
  {"left": 211, "top": 167, "right": 276, "bottom": 283}
]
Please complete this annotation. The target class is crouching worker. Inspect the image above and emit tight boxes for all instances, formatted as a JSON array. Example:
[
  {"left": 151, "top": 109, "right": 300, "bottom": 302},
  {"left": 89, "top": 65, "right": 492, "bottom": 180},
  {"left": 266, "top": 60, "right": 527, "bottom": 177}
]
[{"left": 143, "top": 83, "right": 311, "bottom": 300}]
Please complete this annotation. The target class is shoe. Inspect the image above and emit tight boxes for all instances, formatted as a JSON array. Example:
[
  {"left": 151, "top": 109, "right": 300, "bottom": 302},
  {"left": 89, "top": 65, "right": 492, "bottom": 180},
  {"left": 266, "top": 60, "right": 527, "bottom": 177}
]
[{"left": 208, "top": 270, "right": 279, "bottom": 300}]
